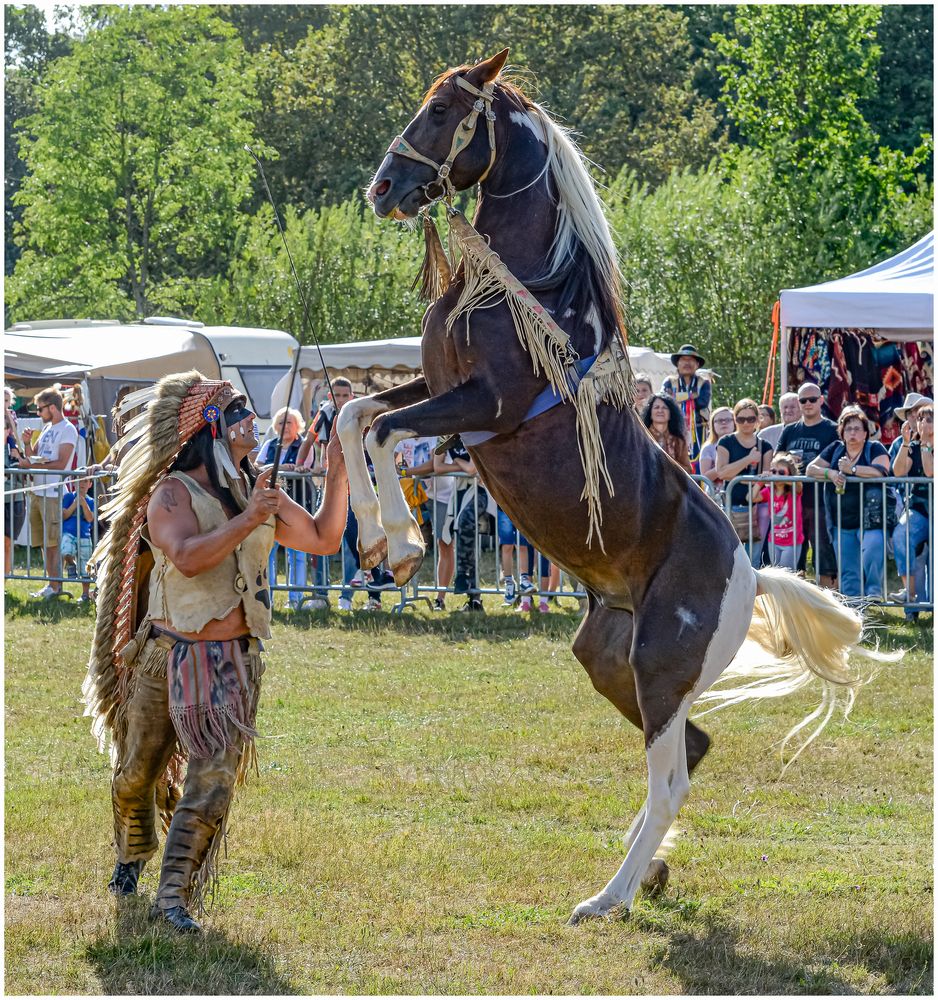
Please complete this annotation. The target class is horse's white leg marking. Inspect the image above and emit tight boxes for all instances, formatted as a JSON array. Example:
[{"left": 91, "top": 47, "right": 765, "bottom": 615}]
[
  {"left": 569, "top": 546, "right": 756, "bottom": 923},
  {"left": 336, "top": 396, "right": 391, "bottom": 568},
  {"left": 365, "top": 422, "right": 426, "bottom": 585}
]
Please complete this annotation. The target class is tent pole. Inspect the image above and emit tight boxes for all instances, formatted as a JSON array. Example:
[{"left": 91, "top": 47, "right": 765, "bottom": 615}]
[{"left": 781, "top": 326, "right": 789, "bottom": 393}]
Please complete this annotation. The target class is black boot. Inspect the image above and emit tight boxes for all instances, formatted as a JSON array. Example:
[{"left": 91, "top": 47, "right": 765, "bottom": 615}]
[
  {"left": 151, "top": 903, "right": 203, "bottom": 934},
  {"left": 108, "top": 859, "right": 144, "bottom": 896}
]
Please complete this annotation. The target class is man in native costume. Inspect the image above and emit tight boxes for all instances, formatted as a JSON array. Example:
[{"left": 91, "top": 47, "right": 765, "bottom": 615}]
[
  {"left": 662, "top": 344, "right": 712, "bottom": 472},
  {"left": 82, "top": 371, "right": 348, "bottom": 933}
]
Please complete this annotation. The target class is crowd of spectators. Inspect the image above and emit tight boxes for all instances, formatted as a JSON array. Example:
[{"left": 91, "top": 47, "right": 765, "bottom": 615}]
[
  {"left": 6, "top": 359, "right": 933, "bottom": 619},
  {"left": 634, "top": 352, "right": 933, "bottom": 620}
]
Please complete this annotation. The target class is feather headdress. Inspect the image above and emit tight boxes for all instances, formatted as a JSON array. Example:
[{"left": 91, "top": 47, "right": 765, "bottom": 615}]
[{"left": 82, "top": 370, "right": 241, "bottom": 759}]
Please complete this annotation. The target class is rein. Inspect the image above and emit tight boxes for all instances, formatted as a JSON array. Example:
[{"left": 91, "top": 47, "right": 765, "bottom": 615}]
[{"left": 387, "top": 76, "right": 496, "bottom": 204}]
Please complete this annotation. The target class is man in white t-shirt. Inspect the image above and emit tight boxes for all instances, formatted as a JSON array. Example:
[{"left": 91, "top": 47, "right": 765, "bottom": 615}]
[{"left": 18, "top": 387, "right": 79, "bottom": 597}]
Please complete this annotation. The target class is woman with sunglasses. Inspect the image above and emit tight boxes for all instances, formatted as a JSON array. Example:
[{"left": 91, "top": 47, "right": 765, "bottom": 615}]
[
  {"left": 891, "top": 403, "right": 933, "bottom": 618},
  {"left": 806, "top": 406, "right": 890, "bottom": 600},
  {"left": 714, "top": 398, "right": 773, "bottom": 564},
  {"left": 698, "top": 407, "right": 736, "bottom": 492}
]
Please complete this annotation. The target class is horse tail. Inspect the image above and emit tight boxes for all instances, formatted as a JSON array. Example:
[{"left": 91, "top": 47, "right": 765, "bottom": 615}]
[{"left": 694, "top": 566, "right": 900, "bottom": 771}]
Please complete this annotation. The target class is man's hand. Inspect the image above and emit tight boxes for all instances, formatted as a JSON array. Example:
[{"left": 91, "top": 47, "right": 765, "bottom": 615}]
[
  {"left": 325, "top": 433, "right": 346, "bottom": 472},
  {"left": 247, "top": 468, "right": 282, "bottom": 525}
]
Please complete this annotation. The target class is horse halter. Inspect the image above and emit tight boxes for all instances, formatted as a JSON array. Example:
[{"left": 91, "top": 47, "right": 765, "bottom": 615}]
[{"left": 386, "top": 75, "right": 497, "bottom": 204}]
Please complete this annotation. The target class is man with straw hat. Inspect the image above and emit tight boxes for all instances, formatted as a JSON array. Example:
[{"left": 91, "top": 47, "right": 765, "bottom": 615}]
[
  {"left": 662, "top": 344, "right": 712, "bottom": 469},
  {"left": 83, "top": 370, "right": 348, "bottom": 933}
]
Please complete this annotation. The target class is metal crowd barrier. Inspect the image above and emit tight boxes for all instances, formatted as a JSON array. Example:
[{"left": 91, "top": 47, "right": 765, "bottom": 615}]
[
  {"left": 725, "top": 472, "right": 933, "bottom": 613},
  {"left": 4, "top": 465, "right": 933, "bottom": 615}
]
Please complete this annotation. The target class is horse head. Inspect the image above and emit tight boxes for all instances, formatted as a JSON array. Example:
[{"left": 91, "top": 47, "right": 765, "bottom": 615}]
[{"left": 367, "top": 48, "right": 509, "bottom": 219}]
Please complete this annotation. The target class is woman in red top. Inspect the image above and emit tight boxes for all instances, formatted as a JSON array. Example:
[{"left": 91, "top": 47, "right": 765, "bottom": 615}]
[{"left": 760, "top": 452, "right": 804, "bottom": 571}]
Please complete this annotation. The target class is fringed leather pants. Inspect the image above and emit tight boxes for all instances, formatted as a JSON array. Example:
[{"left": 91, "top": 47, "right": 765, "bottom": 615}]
[{"left": 111, "top": 636, "right": 263, "bottom": 912}]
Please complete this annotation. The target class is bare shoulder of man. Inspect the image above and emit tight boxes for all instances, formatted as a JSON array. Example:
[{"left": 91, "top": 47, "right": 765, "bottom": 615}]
[{"left": 147, "top": 477, "right": 198, "bottom": 539}]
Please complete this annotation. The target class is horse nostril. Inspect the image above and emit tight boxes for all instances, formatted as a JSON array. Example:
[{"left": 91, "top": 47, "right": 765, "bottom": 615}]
[{"left": 374, "top": 179, "right": 391, "bottom": 199}]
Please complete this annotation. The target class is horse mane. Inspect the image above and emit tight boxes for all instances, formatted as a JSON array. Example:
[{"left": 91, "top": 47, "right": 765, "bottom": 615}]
[
  {"left": 498, "top": 79, "right": 627, "bottom": 353},
  {"left": 425, "top": 67, "right": 627, "bottom": 353}
]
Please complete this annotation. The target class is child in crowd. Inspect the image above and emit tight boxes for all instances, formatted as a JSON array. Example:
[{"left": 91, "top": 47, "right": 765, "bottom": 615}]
[
  {"left": 760, "top": 452, "right": 803, "bottom": 571},
  {"left": 61, "top": 475, "right": 95, "bottom": 601}
]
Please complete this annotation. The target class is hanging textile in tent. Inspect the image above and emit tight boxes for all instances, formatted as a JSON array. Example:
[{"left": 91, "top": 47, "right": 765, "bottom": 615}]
[{"left": 777, "top": 233, "right": 933, "bottom": 444}]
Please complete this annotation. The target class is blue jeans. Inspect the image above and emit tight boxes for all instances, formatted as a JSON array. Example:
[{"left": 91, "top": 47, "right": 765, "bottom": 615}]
[
  {"left": 832, "top": 527, "right": 885, "bottom": 598},
  {"left": 892, "top": 509, "right": 931, "bottom": 603},
  {"left": 495, "top": 508, "right": 549, "bottom": 578},
  {"left": 269, "top": 545, "right": 307, "bottom": 606}
]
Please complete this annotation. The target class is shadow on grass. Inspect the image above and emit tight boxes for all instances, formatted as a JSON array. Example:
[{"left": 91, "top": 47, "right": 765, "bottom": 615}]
[
  {"left": 270, "top": 602, "right": 584, "bottom": 644},
  {"left": 632, "top": 901, "right": 932, "bottom": 994},
  {"left": 4, "top": 587, "right": 96, "bottom": 623},
  {"left": 85, "top": 896, "right": 296, "bottom": 995}
]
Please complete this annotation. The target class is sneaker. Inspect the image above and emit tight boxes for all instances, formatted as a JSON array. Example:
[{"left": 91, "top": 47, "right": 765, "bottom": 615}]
[
  {"left": 77, "top": 594, "right": 92, "bottom": 604},
  {"left": 462, "top": 597, "right": 484, "bottom": 612},
  {"left": 364, "top": 597, "right": 382, "bottom": 611},
  {"left": 516, "top": 596, "right": 533, "bottom": 613},
  {"left": 65, "top": 563, "right": 78, "bottom": 580},
  {"left": 889, "top": 588, "right": 908, "bottom": 602},
  {"left": 432, "top": 597, "right": 446, "bottom": 612},
  {"left": 519, "top": 575, "right": 535, "bottom": 596},
  {"left": 367, "top": 570, "right": 399, "bottom": 591},
  {"left": 501, "top": 576, "right": 517, "bottom": 606},
  {"left": 338, "top": 597, "right": 353, "bottom": 612},
  {"left": 300, "top": 596, "right": 329, "bottom": 611},
  {"left": 350, "top": 570, "right": 364, "bottom": 588},
  {"left": 538, "top": 599, "right": 550, "bottom": 614},
  {"left": 30, "top": 584, "right": 59, "bottom": 599}
]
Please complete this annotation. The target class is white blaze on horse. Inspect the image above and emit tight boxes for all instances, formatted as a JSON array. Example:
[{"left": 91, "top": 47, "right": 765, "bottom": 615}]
[{"left": 336, "top": 48, "right": 893, "bottom": 923}]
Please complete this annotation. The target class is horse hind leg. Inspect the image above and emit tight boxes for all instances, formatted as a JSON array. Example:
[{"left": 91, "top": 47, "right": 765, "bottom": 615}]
[
  {"left": 571, "top": 597, "right": 711, "bottom": 908},
  {"left": 568, "top": 553, "right": 752, "bottom": 924},
  {"left": 568, "top": 698, "right": 693, "bottom": 924}
]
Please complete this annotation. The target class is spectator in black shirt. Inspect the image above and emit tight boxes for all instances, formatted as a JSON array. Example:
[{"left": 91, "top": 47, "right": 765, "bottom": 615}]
[
  {"left": 777, "top": 383, "right": 839, "bottom": 587},
  {"left": 891, "top": 402, "right": 933, "bottom": 617}
]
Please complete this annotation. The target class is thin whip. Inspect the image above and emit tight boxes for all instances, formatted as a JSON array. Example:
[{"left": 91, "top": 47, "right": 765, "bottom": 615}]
[{"left": 245, "top": 145, "right": 336, "bottom": 487}]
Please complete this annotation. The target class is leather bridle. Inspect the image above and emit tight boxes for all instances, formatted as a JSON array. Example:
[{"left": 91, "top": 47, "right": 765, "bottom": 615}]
[{"left": 386, "top": 75, "right": 497, "bottom": 205}]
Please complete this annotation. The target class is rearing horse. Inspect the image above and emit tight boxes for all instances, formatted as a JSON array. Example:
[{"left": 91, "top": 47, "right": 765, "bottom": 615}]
[{"left": 337, "top": 49, "right": 882, "bottom": 923}]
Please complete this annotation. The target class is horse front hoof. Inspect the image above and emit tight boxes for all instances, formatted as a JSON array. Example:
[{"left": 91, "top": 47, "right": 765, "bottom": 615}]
[
  {"left": 640, "top": 858, "right": 670, "bottom": 897},
  {"left": 391, "top": 544, "right": 425, "bottom": 586},
  {"left": 359, "top": 535, "right": 388, "bottom": 570}
]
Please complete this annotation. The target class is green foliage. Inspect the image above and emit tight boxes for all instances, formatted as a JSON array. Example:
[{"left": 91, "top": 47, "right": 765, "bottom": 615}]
[
  {"left": 3, "top": 4, "right": 75, "bottom": 277},
  {"left": 261, "top": 5, "right": 725, "bottom": 207},
  {"left": 607, "top": 153, "right": 784, "bottom": 400},
  {"left": 200, "top": 200, "right": 429, "bottom": 343},
  {"left": 860, "top": 5, "right": 934, "bottom": 161},
  {"left": 715, "top": 6, "right": 884, "bottom": 169},
  {"left": 7, "top": 5, "right": 265, "bottom": 322}
]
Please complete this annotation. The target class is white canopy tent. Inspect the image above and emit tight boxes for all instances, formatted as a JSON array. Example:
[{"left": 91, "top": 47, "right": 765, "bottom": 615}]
[
  {"left": 778, "top": 231, "right": 934, "bottom": 390},
  {"left": 273, "top": 336, "right": 677, "bottom": 419}
]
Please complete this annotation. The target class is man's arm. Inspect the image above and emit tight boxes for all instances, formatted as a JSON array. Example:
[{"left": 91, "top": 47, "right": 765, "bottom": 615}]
[
  {"left": 274, "top": 435, "right": 349, "bottom": 555},
  {"left": 148, "top": 473, "right": 281, "bottom": 578}
]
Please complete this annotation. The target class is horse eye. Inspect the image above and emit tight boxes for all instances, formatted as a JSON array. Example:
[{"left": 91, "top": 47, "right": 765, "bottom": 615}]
[{"left": 431, "top": 103, "right": 447, "bottom": 115}]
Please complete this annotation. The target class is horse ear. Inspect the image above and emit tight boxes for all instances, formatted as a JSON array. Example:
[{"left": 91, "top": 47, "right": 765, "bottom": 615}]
[{"left": 469, "top": 47, "right": 509, "bottom": 86}]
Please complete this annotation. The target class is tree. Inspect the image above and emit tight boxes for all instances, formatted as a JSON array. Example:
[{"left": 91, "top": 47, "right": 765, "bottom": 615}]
[
  {"left": 4, "top": 5, "right": 75, "bottom": 276},
  {"left": 492, "top": 5, "right": 725, "bottom": 185},
  {"left": 257, "top": 5, "right": 726, "bottom": 210},
  {"left": 860, "top": 4, "right": 934, "bottom": 160},
  {"left": 198, "top": 198, "right": 429, "bottom": 346},
  {"left": 714, "top": 5, "right": 932, "bottom": 275},
  {"left": 7, "top": 5, "right": 265, "bottom": 321}
]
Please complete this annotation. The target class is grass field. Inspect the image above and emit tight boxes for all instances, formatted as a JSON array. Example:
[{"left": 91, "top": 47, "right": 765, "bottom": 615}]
[{"left": 4, "top": 578, "right": 933, "bottom": 995}]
